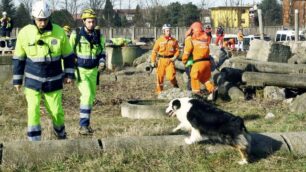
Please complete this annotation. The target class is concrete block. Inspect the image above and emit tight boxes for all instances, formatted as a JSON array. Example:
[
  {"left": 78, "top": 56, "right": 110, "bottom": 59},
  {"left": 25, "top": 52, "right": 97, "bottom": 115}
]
[{"left": 2, "top": 139, "right": 102, "bottom": 166}]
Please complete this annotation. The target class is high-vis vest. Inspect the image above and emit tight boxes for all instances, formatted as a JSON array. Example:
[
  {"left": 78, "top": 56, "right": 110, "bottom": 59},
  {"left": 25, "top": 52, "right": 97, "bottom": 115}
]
[
  {"left": 69, "top": 27, "right": 105, "bottom": 69},
  {"left": 13, "top": 23, "right": 75, "bottom": 92}
]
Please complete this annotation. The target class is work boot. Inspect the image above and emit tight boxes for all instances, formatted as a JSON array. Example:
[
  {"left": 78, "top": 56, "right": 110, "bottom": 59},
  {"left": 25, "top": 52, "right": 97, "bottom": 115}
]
[
  {"left": 54, "top": 131, "right": 67, "bottom": 140},
  {"left": 79, "top": 126, "right": 94, "bottom": 135}
]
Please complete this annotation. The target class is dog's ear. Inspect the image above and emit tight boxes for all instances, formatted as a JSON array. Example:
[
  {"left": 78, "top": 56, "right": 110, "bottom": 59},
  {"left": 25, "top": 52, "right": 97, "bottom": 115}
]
[{"left": 172, "top": 99, "right": 181, "bottom": 110}]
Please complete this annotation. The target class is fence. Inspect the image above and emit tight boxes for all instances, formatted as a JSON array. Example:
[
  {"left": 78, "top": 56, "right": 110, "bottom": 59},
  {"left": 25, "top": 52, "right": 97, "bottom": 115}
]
[{"left": 11, "top": 26, "right": 303, "bottom": 43}]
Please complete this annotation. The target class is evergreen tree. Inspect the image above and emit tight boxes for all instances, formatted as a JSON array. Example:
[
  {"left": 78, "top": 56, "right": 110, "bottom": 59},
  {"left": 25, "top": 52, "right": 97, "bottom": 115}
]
[
  {"left": 121, "top": 15, "right": 128, "bottom": 27},
  {"left": 51, "top": 10, "right": 75, "bottom": 28},
  {"left": 133, "top": 5, "right": 144, "bottom": 27},
  {"left": 180, "top": 3, "right": 200, "bottom": 27},
  {"left": 259, "top": 0, "right": 282, "bottom": 26},
  {"left": 148, "top": 5, "right": 167, "bottom": 27},
  {"left": 1, "top": 0, "right": 16, "bottom": 19},
  {"left": 14, "top": 3, "right": 31, "bottom": 28},
  {"left": 165, "top": 2, "right": 182, "bottom": 27},
  {"left": 113, "top": 12, "right": 121, "bottom": 27},
  {"left": 103, "top": 0, "right": 115, "bottom": 27}
]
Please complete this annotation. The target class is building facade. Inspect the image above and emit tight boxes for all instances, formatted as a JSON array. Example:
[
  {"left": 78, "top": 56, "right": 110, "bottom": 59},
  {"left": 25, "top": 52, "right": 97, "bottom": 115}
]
[
  {"left": 282, "top": 0, "right": 306, "bottom": 28},
  {"left": 210, "top": 6, "right": 251, "bottom": 28}
]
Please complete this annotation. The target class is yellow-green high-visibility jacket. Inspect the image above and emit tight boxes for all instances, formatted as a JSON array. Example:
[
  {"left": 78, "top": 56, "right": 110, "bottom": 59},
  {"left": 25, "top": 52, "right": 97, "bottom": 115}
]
[
  {"left": 69, "top": 27, "right": 105, "bottom": 69},
  {"left": 12, "top": 23, "right": 76, "bottom": 92}
]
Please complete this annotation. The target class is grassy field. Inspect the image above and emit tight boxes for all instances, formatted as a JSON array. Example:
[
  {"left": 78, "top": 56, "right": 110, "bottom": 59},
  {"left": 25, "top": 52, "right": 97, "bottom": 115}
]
[{"left": 1, "top": 71, "right": 306, "bottom": 171}]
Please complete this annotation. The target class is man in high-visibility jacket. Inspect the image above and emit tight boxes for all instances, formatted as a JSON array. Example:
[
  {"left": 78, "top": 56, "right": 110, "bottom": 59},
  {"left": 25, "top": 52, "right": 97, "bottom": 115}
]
[
  {"left": 182, "top": 22, "right": 216, "bottom": 97},
  {"left": 12, "top": 0, "right": 75, "bottom": 141},
  {"left": 0, "top": 11, "right": 12, "bottom": 38},
  {"left": 69, "top": 9, "right": 106, "bottom": 135},
  {"left": 151, "top": 24, "right": 179, "bottom": 94}
]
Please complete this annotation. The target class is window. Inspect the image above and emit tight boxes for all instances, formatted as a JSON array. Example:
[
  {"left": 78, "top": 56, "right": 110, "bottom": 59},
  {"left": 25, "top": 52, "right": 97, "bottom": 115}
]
[
  {"left": 281, "top": 34, "right": 286, "bottom": 41},
  {"left": 276, "top": 34, "right": 281, "bottom": 41}
]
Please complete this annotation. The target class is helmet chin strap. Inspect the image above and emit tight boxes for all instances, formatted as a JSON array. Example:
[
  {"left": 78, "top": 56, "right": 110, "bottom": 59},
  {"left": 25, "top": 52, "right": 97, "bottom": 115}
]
[{"left": 85, "top": 26, "right": 94, "bottom": 33}]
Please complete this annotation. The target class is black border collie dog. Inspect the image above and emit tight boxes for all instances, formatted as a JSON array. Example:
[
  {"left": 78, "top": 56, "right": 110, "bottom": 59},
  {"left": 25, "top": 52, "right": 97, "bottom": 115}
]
[{"left": 166, "top": 97, "right": 251, "bottom": 165}]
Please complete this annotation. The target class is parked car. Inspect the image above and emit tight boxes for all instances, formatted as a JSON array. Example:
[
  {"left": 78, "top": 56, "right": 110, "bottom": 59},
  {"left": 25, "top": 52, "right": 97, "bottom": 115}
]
[
  {"left": 243, "top": 35, "right": 271, "bottom": 50},
  {"left": 275, "top": 30, "right": 305, "bottom": 42}
]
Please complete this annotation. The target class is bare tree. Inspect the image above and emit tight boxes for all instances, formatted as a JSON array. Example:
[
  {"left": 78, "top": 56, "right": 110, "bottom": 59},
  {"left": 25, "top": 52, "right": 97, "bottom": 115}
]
[
  {"left": 19, "top": 0, "right": 33, "bottom": 14},
  {"left": 50, "top": 0, "right": 60, "bottom": 10},
  {"left": 84, "top": 0, "right": 106, "bottom": 10},
  {"left": 223, "top": 0, "right": 243, "bottom": 6}
]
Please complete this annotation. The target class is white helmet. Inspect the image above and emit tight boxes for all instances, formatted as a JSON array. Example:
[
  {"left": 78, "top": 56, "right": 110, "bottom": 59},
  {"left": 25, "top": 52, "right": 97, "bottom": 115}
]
[
  {"left": 31, "top": 0, "right": 52, "bottom": 19},
  {"left": 2, "top": 11, "right": 7, "bottom": 16},
  {"left": 162, "top": 23, "right": 171, "bottom": 30}
]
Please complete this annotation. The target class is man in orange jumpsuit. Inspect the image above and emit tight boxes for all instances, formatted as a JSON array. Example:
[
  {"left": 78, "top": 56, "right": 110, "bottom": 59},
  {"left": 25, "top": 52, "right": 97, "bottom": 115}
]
[
  {"left": 182, "top": 22, "right": 216, "bottom": 96},
  {"left": 151, "top": 24, "right": 179, "bottom": 94}
]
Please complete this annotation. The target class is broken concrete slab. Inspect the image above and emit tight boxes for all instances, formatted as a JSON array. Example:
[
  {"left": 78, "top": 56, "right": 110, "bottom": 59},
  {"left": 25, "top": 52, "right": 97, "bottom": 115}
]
[
  {"left": 289, "top": 93, "right": 306, "bottom": 113},
  {"left": 263, "top": 86, "right": 286, "bottom": 100},
  {"left": 246, "top": 40, "right": 291, "bottom": 63}
]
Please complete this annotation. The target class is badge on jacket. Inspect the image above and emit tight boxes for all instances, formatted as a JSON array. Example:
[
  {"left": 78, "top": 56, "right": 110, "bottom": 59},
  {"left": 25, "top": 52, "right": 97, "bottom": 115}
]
[{"left": 51, "top": 39, "right": 58, "bottom": 45}]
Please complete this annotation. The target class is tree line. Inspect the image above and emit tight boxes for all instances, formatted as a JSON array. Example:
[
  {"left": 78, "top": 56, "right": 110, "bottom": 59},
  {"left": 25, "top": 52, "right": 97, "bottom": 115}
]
[{"left": 1, "top": 0, "right": 281, "bottom": 29}]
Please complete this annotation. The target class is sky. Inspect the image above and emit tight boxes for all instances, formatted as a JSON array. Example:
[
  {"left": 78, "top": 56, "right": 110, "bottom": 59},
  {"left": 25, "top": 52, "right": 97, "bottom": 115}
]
[
  {"left": 114, "top": 0, "right": 263, "bottom": 9},
  {"left": 13, "top": 0, "right": 263, "bottom": 10}
]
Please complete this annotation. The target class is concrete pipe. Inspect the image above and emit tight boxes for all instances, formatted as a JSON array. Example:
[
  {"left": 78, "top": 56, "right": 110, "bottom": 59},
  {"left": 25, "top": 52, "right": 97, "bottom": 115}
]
[
  {"left": 1, "top": 139, "right": 102, "bottom": 166},
  {"left": 121, "top": 99, "right": 169, "bottom": 119}
]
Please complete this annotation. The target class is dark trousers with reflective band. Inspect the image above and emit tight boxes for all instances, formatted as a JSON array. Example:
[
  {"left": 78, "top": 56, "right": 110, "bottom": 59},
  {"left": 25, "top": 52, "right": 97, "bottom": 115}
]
[{"left": 25, "top": 88, "right": 65, "bottom": 141}]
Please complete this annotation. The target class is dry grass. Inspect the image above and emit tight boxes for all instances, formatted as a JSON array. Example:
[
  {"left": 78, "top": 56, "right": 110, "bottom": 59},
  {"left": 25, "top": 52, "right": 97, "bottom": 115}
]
[{"left": 1, "top": 71, "right": 306, "bottom": 171}]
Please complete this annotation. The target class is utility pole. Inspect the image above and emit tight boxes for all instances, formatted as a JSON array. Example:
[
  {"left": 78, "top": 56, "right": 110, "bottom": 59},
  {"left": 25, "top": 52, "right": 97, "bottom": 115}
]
[
  {"left": 295, "top": 9, "right": 299, "bottom": 42},
  {"left": 258, "top": 9, "right": 264, "bottom": 40}
]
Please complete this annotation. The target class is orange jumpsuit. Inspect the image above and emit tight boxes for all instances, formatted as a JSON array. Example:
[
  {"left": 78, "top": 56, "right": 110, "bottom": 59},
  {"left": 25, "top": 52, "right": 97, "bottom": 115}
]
[
  {"left": 151, "top": 36, "right": 179, "bottom": 94},
  {"left": 182, "top": 33, "right": 215, "bottom": 93}
]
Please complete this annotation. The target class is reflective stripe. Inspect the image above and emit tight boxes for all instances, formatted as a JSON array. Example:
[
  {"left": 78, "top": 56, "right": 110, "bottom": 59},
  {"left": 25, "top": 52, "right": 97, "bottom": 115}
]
[
  {"left": 13, "top": 75, "right": 24, "bottom": 80},
  {"left": 25, "top": 72, "right": 63, "bottom": 82},
  {"left": 64, "top": 68, "right": 74, "bottom": 74},
  {"left": 28, "top": 136, "right": 41, "bottom": 141},
  {"left": 28, "top": 125, "right": 41, "bottom": 132},
  {"left": 13, "top": 55, "right": 26, "bottom": 61},
  {"left": 80, "top": 105, "right": 91, "bottom": 110},
  {"left": 80, "top": 113, "right": 90, "bottom": 119},
  {"left": 78, "top": 55, "right": 97, "bottom": 60},
  {"left": 29, "top": 56, "right": 61, "bottom": 62},
  {"left": 63, "top": 52, "right": 74, "bottom": 59}
]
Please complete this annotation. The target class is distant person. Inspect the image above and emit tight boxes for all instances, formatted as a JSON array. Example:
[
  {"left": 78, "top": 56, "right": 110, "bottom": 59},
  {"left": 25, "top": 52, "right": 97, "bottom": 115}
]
[
  {"left": 215, "top": 25, "right": 224, "bottom": 48},
  {"left": 0, "top": 11, "right": 12, "bottom": 38},
  {"left": 204, "top": 24, "right": 212, "bottom": 44},
  {"left": 223, "top": 38, "right": 236, "bottom": 51},
  {"left": 237, "top": 29, "right": 244, "bottom": 51},
  {"left": 151, "top": 23, "right": 179, "bottom": 94}
]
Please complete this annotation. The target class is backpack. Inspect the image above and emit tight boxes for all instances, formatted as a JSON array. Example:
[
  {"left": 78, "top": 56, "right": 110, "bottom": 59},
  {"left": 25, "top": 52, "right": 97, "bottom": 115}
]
[{"left": 73, "top": 27, "right": 102, "bottom": 53}]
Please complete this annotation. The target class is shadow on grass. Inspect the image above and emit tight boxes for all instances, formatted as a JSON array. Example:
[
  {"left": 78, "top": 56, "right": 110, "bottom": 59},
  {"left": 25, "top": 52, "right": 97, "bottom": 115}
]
[
  {"left": 249, "top": 133, "right": 283, "bottom": 163},
  {"left": 243, "top": 114, "right": 261, "bottom": 121}
]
